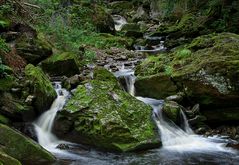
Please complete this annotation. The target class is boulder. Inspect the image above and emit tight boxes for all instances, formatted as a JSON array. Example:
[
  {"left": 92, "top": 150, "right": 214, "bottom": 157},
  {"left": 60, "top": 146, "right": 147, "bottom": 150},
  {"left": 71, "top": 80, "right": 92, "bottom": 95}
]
[
  {"left": 135, "top": 33, "right": 239, "bottom": 123},
  {"left": 0, "top": 151, "right": 21, "bottom": 165},
  {"left": 40, "top": 52, "right": 81, "bottom": 77},
  {"left": 132, "top": 6, "right": 149, "bottom": 22},
  {"left": 25, "top": 64, "right": 57, "bottom": 114},
  {"left": 0, "top": 124, "right": 55, "bottom": 164},
  {"left": 121, "top": 23, "right": 145, "bottom": 38},
  {"left": 162, "top": 101, "right": 181, "bottom": 124},
  {"left": 54, "top": 67, "right": 160, "bottom": 152},
  {"left": 0, "top": 92, "right": 35, "bottom": 122},
  {"left": 15, "top": 34, "right": 52, "bottom": 64},
  {"left": 135, "top": 74, "right": 178, "bottom": 99},
  {"left": 109, "top": 1, "right": 134, "bottom": 17}
]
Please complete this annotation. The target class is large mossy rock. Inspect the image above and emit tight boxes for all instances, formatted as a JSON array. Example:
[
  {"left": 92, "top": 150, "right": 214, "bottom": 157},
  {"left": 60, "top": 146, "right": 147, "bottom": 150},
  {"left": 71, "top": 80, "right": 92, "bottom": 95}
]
[
  {"left": 40, "top": 52, "right": 81, "bottom": 77},
  {"left": 162, "top": 101, "right": 182, "bottom": 125},
  {"left": 0, "top": 124, "right": 55, "bottom": 164},
  {"left": 0, "top": 92, "right": 35, "bottom": 122},
  {"left": 54, "top": 67, "right": 160, "bottom": 152},
  {"left": 135, "top": 32, "right": 239, "bottom": 123},
  {"left": 15, "top": 34, "right": 52, "bottom": 64},
  {"left": 135, "top": 74, "right": 178, "bottom": 99},
  {"left": 0, "top": 151, "right": 21, "bottom": 165},
  {"left": 25, "top": 64, "right": 56, "bottom": 114}
]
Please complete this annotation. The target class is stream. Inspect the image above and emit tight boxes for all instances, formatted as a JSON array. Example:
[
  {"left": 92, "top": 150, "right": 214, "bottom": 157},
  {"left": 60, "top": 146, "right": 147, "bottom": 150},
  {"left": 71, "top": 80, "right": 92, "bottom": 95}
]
[{"left": 33, "top": 68, "right": 239, "bottom": 165}]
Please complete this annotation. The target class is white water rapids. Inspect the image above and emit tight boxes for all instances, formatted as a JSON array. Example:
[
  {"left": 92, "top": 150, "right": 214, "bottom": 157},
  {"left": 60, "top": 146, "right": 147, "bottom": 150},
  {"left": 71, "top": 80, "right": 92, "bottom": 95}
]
[
  {"left": 33, "top": 82, "right": 82, "bottom": 159},
  {"left": 34, "top": 82, "right": 68, "bottom": 151},
  {"left": 116, "top": 67, "right": 237, "bottom": 154},
  {"left": 32, "top": 68, "right": 238, "bottom": 164}
]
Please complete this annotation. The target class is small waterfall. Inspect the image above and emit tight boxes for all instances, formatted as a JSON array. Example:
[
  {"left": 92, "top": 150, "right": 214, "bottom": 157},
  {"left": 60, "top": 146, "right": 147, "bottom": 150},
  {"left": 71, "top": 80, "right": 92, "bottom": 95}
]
[
  {"left": 112, "top": 15, "right": 127, "bottom": 31},
  {"left": 114, "top": 65, "right": 136, "bottom": 96},
  {"left": 117, "top": 69, "right": 236, "bottom": 154},
  {"left": 134, "top": 34, "right": 166, "bottom": 53},
  {"left": 34, "top": 82, "right": 69, "bottom": 152},
  {"left": 180, "top": 110, "right": 194, "bottom": 134}
]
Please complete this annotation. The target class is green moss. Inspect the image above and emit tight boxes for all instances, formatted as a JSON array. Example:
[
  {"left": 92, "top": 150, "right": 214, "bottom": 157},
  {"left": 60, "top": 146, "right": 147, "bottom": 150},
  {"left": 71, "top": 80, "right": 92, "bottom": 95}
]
[
  {"left": 0, "top": 75, "right": 15, "bottom": 91},
  {"left": 163, "top": 101, "right": 181, "bottom": 124},
  {"left": 0, "top": 115, "right": 9, "bottom": 124},
  {"left": 58, "top": 68, "right": 160, "bottom": 152},
  {"left": 25, "top": 64, "right": 56, "bottom": 113},
  {"left": 176, "top": 48, "right": 191, "bottom": 59},
  {"left": 136, "top": 32, "right": 239, "bottom": 110},
  {"left": 0, "top": 124, "right": 55, "bottom": 163},
  {"left": 93, "top": 67, "right": 119, "bottom": 85},
  {"left": 0, "top": 151, "right": 21, "bottom": 165},
  {"left": 45, "top": 52, "right": 80, "bottom": 64}
]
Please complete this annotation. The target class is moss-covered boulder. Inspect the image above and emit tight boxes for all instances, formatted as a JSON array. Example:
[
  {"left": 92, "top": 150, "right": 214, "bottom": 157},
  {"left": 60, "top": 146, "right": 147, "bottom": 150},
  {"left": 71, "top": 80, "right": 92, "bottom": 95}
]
[
  {"left": 0, "top": 124, "right": 55, "bottom": 164},
  {"left": 135, "top": 33, "right": 239, "bottom": 123},
  {"left": 0, "top": 92, "right": 35, "bottom": 122},
  {"left": 25, "top": 64, "right": 56, "bottom": 114},
  {"left": 162, "top": 101, "right": 181, "bottom": 124},
  {"left": 40, "top": 52, "right": 81, "bottom": 77},
  {"left": 15, "top": 34, "right": 52, "bottom": 64},
  {"left": 135, "top": 74, "right": 178, "bottom": 99},
  {"left": 121, "top": 23, "right": 146, "bottom": 38},
  {"left": 54, "top": 67, "right": 160, "bottom": 152},
  {"left": 0, "top": 75, "right": 16, "bottom": 91},
  {"left": 0, "top": 151, "right": 21, "bottom": 165},
  {"left": 135, "top": 56, "right": 178, "bottom": 99},
  {"left": 109, "top": 1, "right": 134, "bottom": 17}
]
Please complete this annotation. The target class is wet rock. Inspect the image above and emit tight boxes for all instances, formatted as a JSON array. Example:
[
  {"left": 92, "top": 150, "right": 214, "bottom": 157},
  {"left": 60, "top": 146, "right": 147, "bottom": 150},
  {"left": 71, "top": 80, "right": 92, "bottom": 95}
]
[
  {"left": 188, "top": 115, "right": 207, "bottom": 126},
  {"left": 56, "top": 144, "right": 70, "bottom": 150},
  {"left": 0, "top": 150, "right": 22, "bottom": 165},
  {"left": 109, "top": 1, "right": 134, "bottom": 17},
  {"left": 132, "top": 6, "right": 149, "bottom": 22},
  {"left": 0, "top": 124, "right": 55, "bottom": 164},
  {"left": 40, "top": 52, "right": 81, "bottom": 77},
  {"left": 15, "top": 34, "right": 52, "bottom": 65},
  {"left": 25, "top": 64, "right": 57, "bottom": 114},
  {"left": 13, "top": 122, "right": 37, "bottom": 141},
  {"left": 165, "top": 92, "right": 184, "bottom": 102},
  {"left": 162, "top": 101, "right": 181, "bottom": 124},
  {"left": 121, "top": 23, "right": 144, "bottom": 38},
  {"left": 25, "top": 95, "right": 35, "bottom": 105},
  {"left": 135, "top": 74, "right": 178, "bottom": 99},
  {"left": 135, "top": 33, "right": 239, "bottom": 123},
  {"left": 54, "top": 67, "right": 160, "bottom": 152},
  {"left": 0, "top": 92, "right": 35, "bottom": 122}
]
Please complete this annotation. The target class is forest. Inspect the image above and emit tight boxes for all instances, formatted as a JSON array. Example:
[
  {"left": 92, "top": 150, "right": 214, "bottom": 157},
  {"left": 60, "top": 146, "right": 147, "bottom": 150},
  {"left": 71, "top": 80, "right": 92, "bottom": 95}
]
[{"left": 0, "top": 0, "right": 239, "bottom": 164}]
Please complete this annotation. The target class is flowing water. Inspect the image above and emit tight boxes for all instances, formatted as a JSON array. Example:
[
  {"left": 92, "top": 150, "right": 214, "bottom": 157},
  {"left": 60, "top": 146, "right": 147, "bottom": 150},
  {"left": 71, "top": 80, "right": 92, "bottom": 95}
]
[
  {"left": 33, "top": 73, "right": 239, "bottom": 165},
  {"left": 112, "top": 15, "right": 127, "bottom": 31}
]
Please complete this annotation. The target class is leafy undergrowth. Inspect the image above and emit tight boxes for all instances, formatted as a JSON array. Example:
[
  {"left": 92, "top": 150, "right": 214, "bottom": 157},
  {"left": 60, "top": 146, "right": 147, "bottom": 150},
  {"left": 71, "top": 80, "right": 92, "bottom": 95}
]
[{"left": 29, "top": 0, "right": 132, "bottom": 59}]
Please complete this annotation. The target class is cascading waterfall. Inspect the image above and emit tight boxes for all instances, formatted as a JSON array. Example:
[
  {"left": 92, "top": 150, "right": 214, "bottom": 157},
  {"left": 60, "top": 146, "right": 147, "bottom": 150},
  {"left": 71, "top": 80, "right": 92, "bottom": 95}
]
[
  {"left": 34, "top": 82, "right": 70, "bottom": 153},
  {"left": 114, "top": 64, "right": 136, "bottom": 96},
  {"left": 117, "top": 67, "right": 237, "bottom": 154}
]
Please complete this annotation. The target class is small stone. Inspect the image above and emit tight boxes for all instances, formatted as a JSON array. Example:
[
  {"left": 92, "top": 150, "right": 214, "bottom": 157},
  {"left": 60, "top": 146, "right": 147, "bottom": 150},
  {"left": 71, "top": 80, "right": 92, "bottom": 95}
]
[
  {"left": 56, "top": 144, "right": 70, "bottom": 150},
  {"left": 25, "top": 95, "right": 35, "bottom": 105}
]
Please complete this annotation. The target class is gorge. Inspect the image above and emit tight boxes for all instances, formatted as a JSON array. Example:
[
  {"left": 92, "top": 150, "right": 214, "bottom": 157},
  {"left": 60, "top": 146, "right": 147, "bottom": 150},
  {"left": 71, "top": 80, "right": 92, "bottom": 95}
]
[{"left": 1, "top": 0, "right": 239, "bottom": 164}]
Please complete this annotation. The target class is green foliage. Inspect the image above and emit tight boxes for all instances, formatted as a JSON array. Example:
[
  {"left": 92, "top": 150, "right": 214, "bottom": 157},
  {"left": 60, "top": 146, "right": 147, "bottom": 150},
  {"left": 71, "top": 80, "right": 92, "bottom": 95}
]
[
  {"left": 0, "top": 37, "right": 10, "bottom": 53},
  {"left": 176, "top": 48, "right": 191, "bottom": 59},
  {"left": 29, "top": 0, "right": 128, "bottom": 61},
  {"left": 84, "top": 50, "right": 96, "bottom": 61},
  {"left": 0, "top": 57, "right": 11, "bottom": 78},
  {"left": 0, "top": 2, "right": 13, "bottom": 16},
  {"left": 164, "top": 65, "right": 173, "bottom": 76},
  {"left": 0, "top": 19, "right": 10, "bottom": 28}
]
